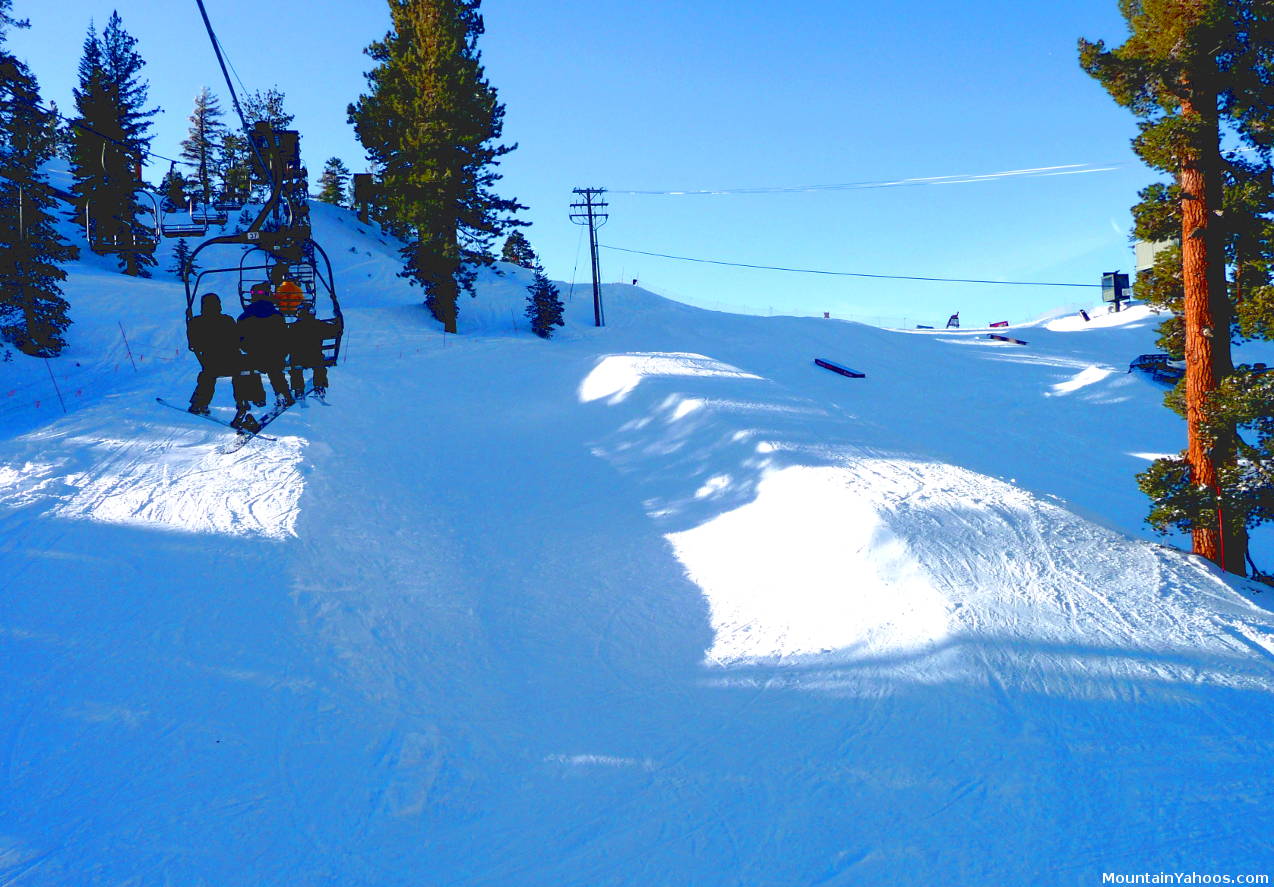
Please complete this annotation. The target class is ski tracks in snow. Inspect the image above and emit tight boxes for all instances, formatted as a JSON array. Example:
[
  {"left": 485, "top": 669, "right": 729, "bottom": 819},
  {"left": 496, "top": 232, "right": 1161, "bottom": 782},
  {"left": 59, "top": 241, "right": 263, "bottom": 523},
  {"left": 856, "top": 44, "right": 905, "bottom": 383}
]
[
  {"left": 0, "top": 412, "right": 307, "bottom": 541},
  {"left": 8, "top": 261, "right": 1274, "bottom": 884},
  {"left": 578, "top": 345, "right": 1274, "bottom": 879},
  {"left": 583, "top": 344, "right": 1274, "bottom": 697}
]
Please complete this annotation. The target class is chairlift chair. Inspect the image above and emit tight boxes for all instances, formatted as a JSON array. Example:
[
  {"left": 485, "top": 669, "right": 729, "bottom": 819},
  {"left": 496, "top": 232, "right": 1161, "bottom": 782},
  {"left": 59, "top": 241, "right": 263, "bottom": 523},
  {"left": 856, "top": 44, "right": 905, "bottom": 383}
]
[
  {"left": 160, "top": 197, "right": 211, "bottom": 238},
  {"left": 82, "top": 142, "right": 161, "bottom": 254},
  {"left": 186, "top": 236, "right": 343, "bottom": 368},
  {"left": 84, "top": 190, "right": 161, "bottom": 255},
  {"left": 184, "top": 122, "right": 343, "bottom": 375},
  {"left": 190, "top": 202, "right": 229, "bottom": 226},
  {"left": 161, "top": 217, "right": 208, "bottom": 239}
]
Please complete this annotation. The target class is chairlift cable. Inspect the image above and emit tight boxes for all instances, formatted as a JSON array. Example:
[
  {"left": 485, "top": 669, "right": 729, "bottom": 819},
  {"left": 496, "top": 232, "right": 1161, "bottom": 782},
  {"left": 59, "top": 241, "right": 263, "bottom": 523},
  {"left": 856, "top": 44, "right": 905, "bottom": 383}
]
[
  {"left": 219, "top": 44, "right": 253, "bottom": 110},
  {"left": 0, "top": 89, "right": 189, "bottom": 169},
  {"left": 1, "top": 88, "right": 263, "bottom": 174},
  {"left": 192, "top": 0, "right": 271, "bottom": 181}
]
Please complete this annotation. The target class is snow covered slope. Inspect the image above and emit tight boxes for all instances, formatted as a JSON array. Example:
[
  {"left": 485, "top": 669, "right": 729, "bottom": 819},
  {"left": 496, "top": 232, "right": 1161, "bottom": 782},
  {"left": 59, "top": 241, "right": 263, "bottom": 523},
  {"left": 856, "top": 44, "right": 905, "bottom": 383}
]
[{"left": 2, "top": 202, "right": 1273, "bottom": 885}]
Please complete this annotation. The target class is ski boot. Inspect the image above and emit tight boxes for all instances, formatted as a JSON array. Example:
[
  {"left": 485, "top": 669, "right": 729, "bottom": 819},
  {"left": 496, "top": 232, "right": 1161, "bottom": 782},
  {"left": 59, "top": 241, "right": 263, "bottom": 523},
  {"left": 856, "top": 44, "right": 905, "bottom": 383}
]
[
  {"left": 188, "top": 404, "right": 211, "bottom": 417},
  {"left": 230, "top": 409, "right": 260, "bottom": 433}
]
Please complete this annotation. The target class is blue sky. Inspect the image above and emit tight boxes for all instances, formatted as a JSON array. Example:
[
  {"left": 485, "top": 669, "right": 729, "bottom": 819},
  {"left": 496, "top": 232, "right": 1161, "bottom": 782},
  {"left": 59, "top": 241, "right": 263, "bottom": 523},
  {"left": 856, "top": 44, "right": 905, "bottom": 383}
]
[{"left": 8, "top": 0, "right": 1149, "bottom": 325}]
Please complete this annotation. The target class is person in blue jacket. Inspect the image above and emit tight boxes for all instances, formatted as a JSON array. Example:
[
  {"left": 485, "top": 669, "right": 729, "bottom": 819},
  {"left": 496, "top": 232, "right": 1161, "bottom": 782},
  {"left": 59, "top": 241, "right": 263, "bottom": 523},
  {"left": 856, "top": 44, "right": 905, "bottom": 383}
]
[{"left": 236, "top": 299, "right": 294, "bottom": 423}]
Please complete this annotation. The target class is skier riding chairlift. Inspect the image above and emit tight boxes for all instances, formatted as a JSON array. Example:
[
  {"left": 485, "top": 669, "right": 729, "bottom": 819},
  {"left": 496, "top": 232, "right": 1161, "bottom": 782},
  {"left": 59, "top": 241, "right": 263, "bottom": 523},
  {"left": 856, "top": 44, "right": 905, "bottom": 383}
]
[
  {"left": 287, "top": 304, "right": 338, "bottom": 398},
  {"left": 273, "top": 277, "right": 305, "bottom": 316},
  {"left": 236, "top": 299, "right": 294, "bottom": 424},
  {"left": 187, "top": 292, "right": 242, "bottom": 416}
]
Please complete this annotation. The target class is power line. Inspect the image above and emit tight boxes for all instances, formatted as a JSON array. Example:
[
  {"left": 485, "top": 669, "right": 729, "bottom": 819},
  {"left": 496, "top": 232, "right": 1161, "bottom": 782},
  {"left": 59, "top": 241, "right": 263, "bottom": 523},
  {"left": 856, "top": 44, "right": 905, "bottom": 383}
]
[{"left": 601, "top": 244, "right": 1102, "bottom": 288}]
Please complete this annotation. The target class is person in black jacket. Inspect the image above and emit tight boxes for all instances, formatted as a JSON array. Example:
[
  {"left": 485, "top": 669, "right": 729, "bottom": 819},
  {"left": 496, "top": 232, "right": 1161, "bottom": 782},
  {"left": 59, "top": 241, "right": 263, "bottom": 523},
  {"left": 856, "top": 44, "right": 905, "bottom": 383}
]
[
  {"left": 237, "top": 299, "right": 293, "bottom": 409},
  {"left": 287, "top": 305, "right": 338, "bottom": 397},
  {"left": 187, "top": 293, "right": 243, "bottom": 415}
]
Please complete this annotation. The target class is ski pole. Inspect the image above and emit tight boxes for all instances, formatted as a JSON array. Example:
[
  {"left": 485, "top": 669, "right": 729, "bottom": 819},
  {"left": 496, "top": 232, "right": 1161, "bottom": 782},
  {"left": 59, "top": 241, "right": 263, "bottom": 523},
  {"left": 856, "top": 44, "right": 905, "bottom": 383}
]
[
  {"left": 118, "top": 322, "right": 138, "bottom": 372},
  {"left": 43, "top": 357, "right": 66, "bottom": 413}
]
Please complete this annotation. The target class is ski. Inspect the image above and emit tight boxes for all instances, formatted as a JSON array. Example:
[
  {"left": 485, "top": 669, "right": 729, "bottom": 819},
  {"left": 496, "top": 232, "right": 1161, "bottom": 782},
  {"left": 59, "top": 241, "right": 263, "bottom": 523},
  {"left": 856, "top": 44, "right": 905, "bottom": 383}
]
[
  {"left": 158, "top": 385, "right": 321, "bottom": 454},
  {"left": 156, "top": 397, "right": 278, "bottom": 442},
  {"left": 216, "top": 392, "right": 310, "bottom": 454}
]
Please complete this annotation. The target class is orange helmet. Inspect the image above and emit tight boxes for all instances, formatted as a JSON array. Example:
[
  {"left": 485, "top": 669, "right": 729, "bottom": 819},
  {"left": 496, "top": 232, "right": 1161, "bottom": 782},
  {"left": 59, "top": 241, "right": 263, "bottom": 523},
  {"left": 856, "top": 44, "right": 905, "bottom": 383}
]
[{"left": 273, "top": 279, "right": 305, "bottom": 315}]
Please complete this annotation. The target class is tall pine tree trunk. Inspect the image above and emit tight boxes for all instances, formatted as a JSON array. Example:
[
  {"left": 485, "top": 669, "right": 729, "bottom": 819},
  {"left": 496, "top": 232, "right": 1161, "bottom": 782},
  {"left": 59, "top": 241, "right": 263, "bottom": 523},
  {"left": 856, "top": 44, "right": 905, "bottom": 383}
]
[
  {"left": 414, "top": 234, "right": 459, "bottom": 334},
  {"left": 434, "top": 222, "right": 460, "bottom": 334},
  {"left": 15, "top": 274, "right": 40, "bottom": 355},
  {"left": 434, "top": 275, "right": 458, "bottom": 333},
  {"left": 1179, "top": 89, "right": 1245, "bottom": 573}
]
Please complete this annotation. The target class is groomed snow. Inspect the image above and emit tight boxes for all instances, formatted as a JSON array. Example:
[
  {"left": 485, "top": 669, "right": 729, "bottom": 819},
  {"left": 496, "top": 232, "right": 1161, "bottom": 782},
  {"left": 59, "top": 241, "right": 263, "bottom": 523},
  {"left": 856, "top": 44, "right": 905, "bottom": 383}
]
[{"left": 2, "top": 200, "right": 1272, "bottom": 885}]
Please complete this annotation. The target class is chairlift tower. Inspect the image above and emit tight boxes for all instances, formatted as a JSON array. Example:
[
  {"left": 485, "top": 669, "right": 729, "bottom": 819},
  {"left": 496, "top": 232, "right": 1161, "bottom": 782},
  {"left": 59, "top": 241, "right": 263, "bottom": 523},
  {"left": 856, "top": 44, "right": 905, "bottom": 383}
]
[{"left": 570, "top": 187, "right": 609, "bottom": 327}]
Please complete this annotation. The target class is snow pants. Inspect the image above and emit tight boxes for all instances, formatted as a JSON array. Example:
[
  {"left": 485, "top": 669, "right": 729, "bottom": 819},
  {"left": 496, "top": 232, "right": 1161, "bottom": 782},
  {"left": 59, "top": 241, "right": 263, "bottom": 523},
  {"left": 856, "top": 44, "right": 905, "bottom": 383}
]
[
  {"left": 190, "top": 355, "right": 242, "bottom": 410},
  {"left": 288, "top": 363, "right": 328, "bottom": 396},
  {"left": 232, "top": 371, "right": 267, "bottom": 407},
  {"left": 238, "top": 364, "right": 289, "bottom": 404}
]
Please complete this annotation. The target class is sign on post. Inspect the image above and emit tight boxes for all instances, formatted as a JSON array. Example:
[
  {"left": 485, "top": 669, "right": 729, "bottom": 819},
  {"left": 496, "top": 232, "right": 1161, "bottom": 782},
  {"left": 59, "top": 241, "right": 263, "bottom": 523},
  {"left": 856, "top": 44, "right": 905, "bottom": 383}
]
[{"left": 1102, "top": 272, "right": 1129, "bottom": 310}]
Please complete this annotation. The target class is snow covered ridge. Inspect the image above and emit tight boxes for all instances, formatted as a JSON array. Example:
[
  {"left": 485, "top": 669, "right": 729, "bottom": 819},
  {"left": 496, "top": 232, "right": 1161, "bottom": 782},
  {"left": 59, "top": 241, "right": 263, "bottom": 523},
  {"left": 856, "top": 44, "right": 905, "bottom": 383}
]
[{"left": 3, "top": 201, "right": 1274, "bottom": 883}]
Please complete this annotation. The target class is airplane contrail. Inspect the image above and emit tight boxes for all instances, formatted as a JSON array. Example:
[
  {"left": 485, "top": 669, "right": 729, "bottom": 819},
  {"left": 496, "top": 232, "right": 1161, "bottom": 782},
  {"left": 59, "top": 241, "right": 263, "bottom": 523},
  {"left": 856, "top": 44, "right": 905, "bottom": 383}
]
[{"left": 616, "top": 161, "right": 1129, "bottom": 196}]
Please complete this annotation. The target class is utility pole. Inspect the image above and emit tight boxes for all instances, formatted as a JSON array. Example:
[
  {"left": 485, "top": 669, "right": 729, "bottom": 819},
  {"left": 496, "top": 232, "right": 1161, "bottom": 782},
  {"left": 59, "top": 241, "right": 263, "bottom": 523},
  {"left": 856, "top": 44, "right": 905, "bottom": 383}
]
[{"left": 569, "top": 187, "right": 608, "bottom": 326}]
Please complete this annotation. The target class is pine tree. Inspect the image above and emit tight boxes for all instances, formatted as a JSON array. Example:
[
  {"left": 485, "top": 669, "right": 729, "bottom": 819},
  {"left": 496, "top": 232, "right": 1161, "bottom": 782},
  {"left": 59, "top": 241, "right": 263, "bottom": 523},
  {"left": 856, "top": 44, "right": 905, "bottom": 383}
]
[
  {"left": 158, "top": 166, "right": 188, "bottom": 210},
  {"left": 501, "top": 230, "right": 535, "bottom": 268},
  {"left": 44, "top": 100, "right": 72, "bottom": 160},
  {"left": 357, "top": 164, "right": 405, "bottom": 237},
  {"left": 317, "top": 156, "right": 350, "bottom": 205},
  {"left": 70, "top": 13, "right": 158, "bottom": 277},
  {"left": 242, "top": 86, "right": 293, "bottom": 131},
  {"left": 218, "top": 131, "right": 251, "bottom": 204},
  {"left": 349, "top": 0, "right": 526, "bottom": 333},
  {"left": 0, "top": 49, "right": 78, "bottom": 356},
  {"left": 1081, "top": 2, "right": 1274, "bottom": 574},
  {"left": 525, "top": 261, "right": 564, "bottom": 339},
  {"left": 69, "top": 23, "right": 111, "bottom": 225},
  {"left": 180, "top": 86, "right": 225, "bottom": 205},
  {"left": 241, "top": 87, "right": 292, "bottom": 201},
  {"left": 0, "top": 0, "right": 25, "bottom": 40},
  {"left": 168, "top": 237, "right": 196, "bottom": 280},
  {"left": 102, "top": 11, "right": 157, "bottom": 276}
]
